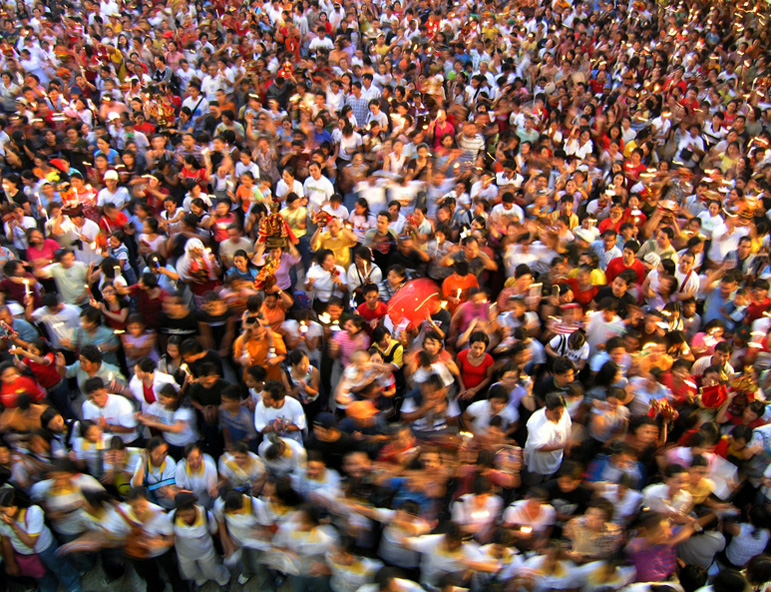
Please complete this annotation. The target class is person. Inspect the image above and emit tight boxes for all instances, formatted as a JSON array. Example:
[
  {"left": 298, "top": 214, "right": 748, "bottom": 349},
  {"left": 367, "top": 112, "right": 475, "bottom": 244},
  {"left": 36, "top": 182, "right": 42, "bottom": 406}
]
[
  {"left": 524, "top": 393, "right": 572, "bottom": 484},
  {"left": 81, "top": 377, "right": 139, "bottom": 445},
  {"left": 0, "top": 487, "right": 82, "bottom": 592},
  {"left": 130, "top": 437, "right": 178, "bottom": 509},
  {"left": 171, "top": 492, "right": 230, "bottom": 589},
  {"left": 120, "top": 486, "right": 186, "bottom": 592}
]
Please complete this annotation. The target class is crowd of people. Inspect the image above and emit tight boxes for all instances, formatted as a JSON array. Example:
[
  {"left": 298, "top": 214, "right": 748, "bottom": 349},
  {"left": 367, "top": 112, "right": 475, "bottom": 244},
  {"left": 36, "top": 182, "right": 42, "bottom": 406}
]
[{"left": 1, "top": 0, "right": 771, "bottom": 591}]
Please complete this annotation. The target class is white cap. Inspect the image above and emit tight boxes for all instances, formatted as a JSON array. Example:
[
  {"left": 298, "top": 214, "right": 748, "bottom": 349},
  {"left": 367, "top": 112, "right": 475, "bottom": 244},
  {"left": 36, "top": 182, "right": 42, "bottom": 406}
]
[
  {"left": 104, "top": 170, "right": 119, "bottom": 181},
  {"left": 107, "top": 112, "right": 120, "bottom": 121}
]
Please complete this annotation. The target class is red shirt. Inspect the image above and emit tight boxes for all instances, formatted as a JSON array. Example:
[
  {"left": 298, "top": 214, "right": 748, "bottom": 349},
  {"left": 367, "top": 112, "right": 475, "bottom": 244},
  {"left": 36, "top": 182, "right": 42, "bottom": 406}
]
[
  {"left": 747, "top": 296, "right": 771, "bottom": 324},
  {"left": 0, "top": 375, "right": 46, "bottom": 408},
  {"left": 606, "top": 256, "right": 646, "bottom": 285},
  {"left": 23, "top": 353, "right": 61, "bottom": 389},
  {"left": 99, "top": 211, "right": 129, "bottom": 234},
  {"left": 457, "top": 349, "right": 494, "bottom": 390},
  {"left": 129, "top": 285, "right": 168, "bottom": 330},
  {"left": 564, "top": 278, "right": 599, "bottom": 309},
  {"left": 357, "top": 301, "right": 388, "bottom": 324}
]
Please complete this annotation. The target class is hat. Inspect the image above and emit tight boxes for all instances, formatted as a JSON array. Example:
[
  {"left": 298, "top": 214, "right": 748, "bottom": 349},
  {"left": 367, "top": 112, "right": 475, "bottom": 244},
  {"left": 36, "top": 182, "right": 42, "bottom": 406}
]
[
  {"left": 313, "top": 412, "right": 336, "bottom": 429},
  {"left": 574, "top": 228, "right": 594, "bottom": 243},
  {"left": 104, "top": 170, "right": 119, "bottom": 181},
  {"left": 347, "top": 400, "right": 379, "bottom": 420},
  {"left": 644, "top": 252, "right": 661, "bottom": 267},
  {"left": 735, "top": 325, "right": 751, "bottom": 342},
  {"left": 107, "top": 112, "right": 120, "bottom": 121}
]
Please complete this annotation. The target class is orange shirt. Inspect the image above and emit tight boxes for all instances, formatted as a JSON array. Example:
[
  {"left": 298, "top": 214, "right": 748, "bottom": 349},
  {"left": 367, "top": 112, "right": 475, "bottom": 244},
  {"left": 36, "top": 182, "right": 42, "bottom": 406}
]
[
  {"left": 233, "top": 331, "right": 287, "bottom": 382},
  {"left": 441, "top": 273, "right": 479, "bottom": 314}
]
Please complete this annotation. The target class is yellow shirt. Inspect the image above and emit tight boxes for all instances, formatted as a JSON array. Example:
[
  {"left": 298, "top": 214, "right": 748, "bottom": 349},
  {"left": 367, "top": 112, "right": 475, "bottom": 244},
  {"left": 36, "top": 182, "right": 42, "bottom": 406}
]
[{"left": 317, "top": 232, "right": 356, "bottom": 268}]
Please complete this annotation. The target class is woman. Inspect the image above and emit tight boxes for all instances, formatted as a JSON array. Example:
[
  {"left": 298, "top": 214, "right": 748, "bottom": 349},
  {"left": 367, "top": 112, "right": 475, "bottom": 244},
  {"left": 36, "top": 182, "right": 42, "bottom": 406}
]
[
  {"left": 174, "top": 443, "right": 218, "bottom": 509},
  {"left": 305, "top": 249, "right": 347, "bottom": 314},
  {"left": 0, "top": 487, "right": 82, "bottom": 592},
  {"left": 456, "top": 331, "right": 494, "bottom": 404},
  {"left": 91, "top": 282, "right": 129, "bottom": 331},
  {"left": 138, "top": 218, "right": 167, "bottom": 262},
  {"left": 380, "top": 264, "right": 407, "bottom": 303},
  {"left": 346, "top": 246, "right": 382, "bottom": 307},
  {"left": 274, "top": 504, "right": 338, "bottom": 592},
  {"left": 347, "top": 198, "right": 376, "bottom": 243},
  {"left": 177, "top": 238, "right": 222, "bottom": 308},
  {"left": 26, "top": 228, "right": 60, "bottom": 279},
  {"left": 282, "top": 350, "right": 322, "bottom": 422},
  {"left": 137, "top": 386, "right": 198, "bottom": 462},
  {"left": 130, "top": 436, "right": 179, "bottom": 509}
]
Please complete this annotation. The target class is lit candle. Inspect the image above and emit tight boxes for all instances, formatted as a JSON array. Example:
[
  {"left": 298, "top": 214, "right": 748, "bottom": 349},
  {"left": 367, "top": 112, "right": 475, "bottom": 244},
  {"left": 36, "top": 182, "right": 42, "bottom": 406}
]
[
  {"left": 457, "top": 289, "right": 462, "bottom": 300},
  {"left": 22, "top": 279, "right": 30, "bottom": 296}
]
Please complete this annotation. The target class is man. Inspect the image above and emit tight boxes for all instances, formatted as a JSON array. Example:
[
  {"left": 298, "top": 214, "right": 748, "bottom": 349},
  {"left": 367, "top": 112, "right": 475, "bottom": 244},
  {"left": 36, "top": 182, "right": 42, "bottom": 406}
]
[
  {"left": 181, "top": 82, "right": 209, "bottom": 130},
  {"left": 303, "top": 161, "right": 335, "bottom": 213},
  {"left": 606, "top": 240, "right": 646, "bottom": 285},
  {"left": 218, "top": 224, "right": 254, "bottom": 269},
  {"left": 690, "top": 342, "right": 735, "bottom": 378},
  {"left": 674, "top": 251, "right": 699, "bottom": 301},
  {"left": 253, "top": 380, "right": 307, "bottom": 444},
  {"left": 37, "top": 249, "right": 88, "bottom": 306},
  {"left": 82, "top": 376, "right": 139, "bottom": 444},
  {"left": 127, "top": 273, "right": 169, "bottom": 332},
  {"left": 439, "top": 235, "right": 497, "bottom": 278},
  {"left": 26, "top": 293, "right": 81, "bottom": 349},
  {"left": 591, "top": 229, "right": 623, "bottom": 271},
  {"left": 637, "top": 227, "right": 679, "bottom": 265},
  {"left": 524, "top": 392, "right": 572, "bottom": 484},
  {"left": 96, "top": 169, "right": 131, "bottom": 210},
  {"left": 311, "top": 217, "right": 358, "bottom": 269}
]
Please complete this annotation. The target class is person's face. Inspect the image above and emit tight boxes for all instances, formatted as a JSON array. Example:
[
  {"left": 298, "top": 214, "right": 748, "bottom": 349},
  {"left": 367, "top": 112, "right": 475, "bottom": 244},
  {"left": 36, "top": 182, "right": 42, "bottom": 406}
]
[
  {"left": 469, "top": 340, "right": 486, "bottom": 357},
  {"left": 545, "top": 405, "right": 565, "bottom": 423},
  {"left": 88, "top": 389, "right": 109, "bottom": 408},
  {"left": 377, "top": 215, "right": 390, "bottom": 233},
  {"left": 713, "top": 348, "right": 730, "bottom": 366},
  {"left": 186, "top": 447, "right": 202, "bottom": 470}
]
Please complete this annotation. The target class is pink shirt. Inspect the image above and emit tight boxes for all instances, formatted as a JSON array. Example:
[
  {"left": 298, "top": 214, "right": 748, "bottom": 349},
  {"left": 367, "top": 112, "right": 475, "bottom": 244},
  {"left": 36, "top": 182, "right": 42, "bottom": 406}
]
[
  {"left": 334, "top": 331, "right": 371, "bottom": 367},
  {"left": 26, "top": 239, "right": 60, "bottom": 264}
]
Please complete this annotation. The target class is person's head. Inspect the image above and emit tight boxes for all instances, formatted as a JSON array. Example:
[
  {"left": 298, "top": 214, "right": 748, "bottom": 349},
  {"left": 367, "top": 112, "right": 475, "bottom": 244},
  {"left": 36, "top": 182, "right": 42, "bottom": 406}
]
[
  {"left": 262, "top": 380, "right": 287, "bottom": 409},
  {"left": 711, "top": 569, "right": 750, "bottom": 592},
  {"left": 84, "top": 377, "right": 109, "bottom": 407},
  {"left": 544, "top": 392, "right": 567, "bottom": 423},
  {"left": 145, "top": 436, "right": 168, "bottom": 466},
  {"left": 552, "top": 357, "right": 576, "bottom": 386}
]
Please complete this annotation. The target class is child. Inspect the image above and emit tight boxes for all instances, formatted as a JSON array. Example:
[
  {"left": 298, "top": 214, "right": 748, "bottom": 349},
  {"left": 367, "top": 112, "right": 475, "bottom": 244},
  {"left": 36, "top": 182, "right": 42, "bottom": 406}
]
[
  {"left": 220, "top": 385, "right": 259, "bottom": 451},
  {"left": 356, "top": 283, "right": 388, "bottom": 332},
  {"left": 121, "top": 313, "right": 159, "bottom": 370},
  {"left": 73, "top": 420, "right": 110, "bottom": 477},
  {"left": 321, "top": 192, "right": 349, "bottom": 220},
  {"left": 172, "top": 492, "right": 230, "bottom": 589},
  {"left": 725, "top": 288, "right": 749, "bottom": 331},
  {"left": 244, "top": 364, "right": 266, "bottom": 411}
]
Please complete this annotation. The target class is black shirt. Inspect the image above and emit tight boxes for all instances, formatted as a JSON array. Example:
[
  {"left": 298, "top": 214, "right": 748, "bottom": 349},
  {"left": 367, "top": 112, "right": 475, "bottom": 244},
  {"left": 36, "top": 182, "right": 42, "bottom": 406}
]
[
  {"left": 593, "top": 286, "right": 636, "bottom": 318},
  {"left": 189, "top": 377, "right": 227, "bottom": 408},
  {"left": 159, "top": 311, "right": 200, "bottom": 341}
]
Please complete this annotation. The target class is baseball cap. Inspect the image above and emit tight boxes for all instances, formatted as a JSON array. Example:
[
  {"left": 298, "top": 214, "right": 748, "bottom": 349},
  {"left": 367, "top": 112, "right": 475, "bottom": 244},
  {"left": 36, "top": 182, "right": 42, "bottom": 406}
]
[
  {"left": 107, "top": 112, "right": 120, "bottom": 121},
  {"left": 104, "top": 170, "right": 119, "bottom": 181},
  {"left": 313, "top": 412, "right": 336, "bottom": 429}
]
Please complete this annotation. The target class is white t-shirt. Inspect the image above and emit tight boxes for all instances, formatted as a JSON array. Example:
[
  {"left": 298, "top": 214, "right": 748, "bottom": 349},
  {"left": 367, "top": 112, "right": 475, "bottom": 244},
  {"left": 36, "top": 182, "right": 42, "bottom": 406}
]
[
  {"left": 0, "top": 505, "right": 54, "bottom": 553},
  {"left": 175, "top": 455, "right": 218, "bottom": 507},
  {"left": 406, "top": 534, "right": 480, "bottom": 588},
  {"left": 257, "top": 436, "right": 307, "bottom": 477},
  {"left": 303, "top": 174, "right": 335, "bottom": 212},
  {"left": 145, "top": 402, "right": 199, "bottom": 447},
  {"left": 503, "top": 499, "right": 557, "bottom": 533},
  {"left": 82, "top": 394, "right": 138, "bottom": 443},
  {"left": 253, "top": 397, "right": 307, "bottom": 443},
  {"left": 465, "top": 400, "right": 519, "bottom": 432},
  {"left": 524, "top": 408, "right": 572, "bottom": 475},
  {"left": 172, "top": 505, "right": 218, "bottom": 559}
]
